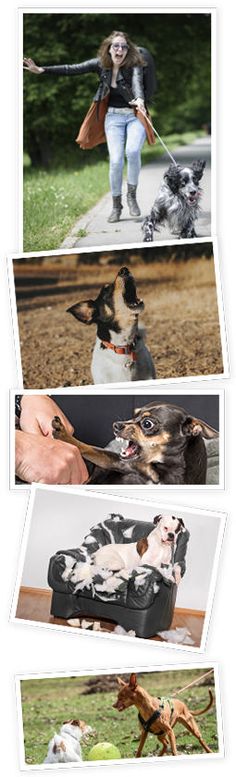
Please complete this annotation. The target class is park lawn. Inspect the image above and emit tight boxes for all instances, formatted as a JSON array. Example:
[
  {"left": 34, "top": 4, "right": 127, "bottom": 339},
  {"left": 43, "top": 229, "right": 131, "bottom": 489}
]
[
  {"left": 23, "top": 130, "right": 203, "bottom": 252},
  {"left": 23, "top": 160, "right": 109, "bottom": 253},
  {"left": 20, "top": 669, "right": 218, "bottom": 765}
]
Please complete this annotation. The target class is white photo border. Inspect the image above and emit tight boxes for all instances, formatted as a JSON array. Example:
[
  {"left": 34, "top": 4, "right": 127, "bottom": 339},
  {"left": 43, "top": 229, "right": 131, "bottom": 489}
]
[
  {"left": 10, "top": 386, "right": 225, "bottom": 491},
  {"left": 15, "top": 661, "right": 224, "bottom": 770},
  {"left": 7, "top": 237, "right": 229, "bottom": 392},
  {"left": 19, "top": 6, "right": 216, "bottom": 250},
  {"left": 10, "top": 483, "right": 227, "bottom": 654}
]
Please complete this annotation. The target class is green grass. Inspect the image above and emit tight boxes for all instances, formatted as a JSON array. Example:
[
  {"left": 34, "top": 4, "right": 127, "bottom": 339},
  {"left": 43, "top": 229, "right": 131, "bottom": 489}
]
[
  {"left": 23, "top": 161, "right": 109, "bottom": 252},
  {"left": 23, "top": 130, "right": 204, "bottom": 252},
  {"left": 20, "top": 670, "right": 218, "bottom": 765}
]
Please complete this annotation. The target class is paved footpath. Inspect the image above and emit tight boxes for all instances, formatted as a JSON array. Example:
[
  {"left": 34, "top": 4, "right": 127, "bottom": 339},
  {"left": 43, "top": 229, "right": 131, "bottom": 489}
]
[{"left": 61, "top": 136, "right": 211, "bottom": 249}]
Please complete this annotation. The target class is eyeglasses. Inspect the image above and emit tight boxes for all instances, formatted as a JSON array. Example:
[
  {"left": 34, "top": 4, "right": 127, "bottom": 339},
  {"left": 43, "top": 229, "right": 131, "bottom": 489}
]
[{"left": 111, "top": 43, "right": 128, "bottom": 51}]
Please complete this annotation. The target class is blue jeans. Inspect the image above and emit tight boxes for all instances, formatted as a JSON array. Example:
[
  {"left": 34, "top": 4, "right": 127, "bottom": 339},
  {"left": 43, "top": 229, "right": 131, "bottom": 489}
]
[{"left": 104, "top": 109, "right": 146, "bottom": 196}]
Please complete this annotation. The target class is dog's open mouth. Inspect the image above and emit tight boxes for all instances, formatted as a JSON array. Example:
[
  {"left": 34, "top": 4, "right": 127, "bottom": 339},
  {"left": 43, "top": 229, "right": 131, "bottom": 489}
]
[
  {"left": 187, "top": 192, "right": 198, "bottom": 204},
  {"left": 124, "top": 277, "right": 144, "bottom": 311},
  {"left": 113, "top": 702, "right": 125, "bottom": 711},
  {"left": 116, "top": 437, "right": 141, "bottom": 459},
  {"left": 117, "top": 269, "right": 144, "bottom": 312}
]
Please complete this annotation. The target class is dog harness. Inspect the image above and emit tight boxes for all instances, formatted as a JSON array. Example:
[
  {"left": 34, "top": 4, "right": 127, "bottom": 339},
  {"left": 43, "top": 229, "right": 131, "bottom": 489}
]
[
  {"left": 138, "top": 709, "right": 161, "bottom": 732},
  {"left": 138, "top": 697, "right": 174, "bottom": 736},
  {"left": 100, "top": 339, "right": 137, "bottom": 362}
]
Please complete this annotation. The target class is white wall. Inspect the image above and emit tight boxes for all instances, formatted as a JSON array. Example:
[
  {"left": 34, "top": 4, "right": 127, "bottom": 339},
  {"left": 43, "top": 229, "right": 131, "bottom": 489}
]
[{"left": 20, "top": 488, "right": 222, "bottom": 611}]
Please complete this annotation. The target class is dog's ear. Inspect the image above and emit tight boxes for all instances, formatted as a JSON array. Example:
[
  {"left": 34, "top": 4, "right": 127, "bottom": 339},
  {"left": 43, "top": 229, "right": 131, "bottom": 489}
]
[
  {"left": 153, "top": 514, "right": 162, "bottom": 525},
  {"left": 117, "top": 676, "right": 126, "bottom": 687},
  {"left": 129, "top": 673, "right": 137, "bottom": 690},
  {"left": 182, "top": 416, "right": 218, "bottom": 439},
  {"left": 191, "top": 159, "right": 206, "bottom": 182},
  {"left": 67, "top": 300, "right": 97, "bottom": 325},
  {"left": 63, "top": 719, "right": 80, "bottom": 727},
  {"left": 164, "top": 164, "right": 181, "bottom": 194},
  {"left": 174, "top": 516, "right": 186, "bottom": 533}
]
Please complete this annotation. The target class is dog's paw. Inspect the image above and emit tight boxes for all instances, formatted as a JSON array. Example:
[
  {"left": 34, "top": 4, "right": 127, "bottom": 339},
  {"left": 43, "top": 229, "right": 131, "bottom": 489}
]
[
  {"left": 142, "top": 221, "right": 154, "bottom": 243},
  {"left": 52, "top": 415, "right": 67, "bottom": 439},
  {"left": 143, "top": 235, "right": 153, "bottom": 242}
]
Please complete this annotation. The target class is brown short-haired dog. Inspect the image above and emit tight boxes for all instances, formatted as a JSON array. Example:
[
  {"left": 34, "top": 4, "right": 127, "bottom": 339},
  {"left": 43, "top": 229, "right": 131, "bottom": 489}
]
[
  {"left": 52, "top": 401, "right": 218, "bottom": 485},
  {"left": 113, "top": 673, "right": 214, "bottom": 757}
]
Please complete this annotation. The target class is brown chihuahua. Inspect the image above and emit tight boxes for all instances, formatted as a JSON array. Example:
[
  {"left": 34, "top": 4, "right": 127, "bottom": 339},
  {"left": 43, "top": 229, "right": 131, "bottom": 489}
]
[
  {"left": 52, "top": 401, "right": 218, "bottom": 485},
  {"left": 113, "top": 673, "right": 213, "bottom": 757}
]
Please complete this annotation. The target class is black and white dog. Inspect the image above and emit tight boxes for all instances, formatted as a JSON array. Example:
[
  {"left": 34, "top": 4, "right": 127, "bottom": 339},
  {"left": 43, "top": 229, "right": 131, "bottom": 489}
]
[
  {"left": 67, "top": 267, "right": 156, "bottom": 384},
  {"left": 142, "top": 160, "right": 206, "bottom": 241}
]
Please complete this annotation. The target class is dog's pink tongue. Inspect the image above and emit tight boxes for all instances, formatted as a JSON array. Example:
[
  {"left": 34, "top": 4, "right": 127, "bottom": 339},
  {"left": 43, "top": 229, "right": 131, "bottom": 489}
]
[{"left": 123, "top": 442, "right": 138, "bottom": 458}]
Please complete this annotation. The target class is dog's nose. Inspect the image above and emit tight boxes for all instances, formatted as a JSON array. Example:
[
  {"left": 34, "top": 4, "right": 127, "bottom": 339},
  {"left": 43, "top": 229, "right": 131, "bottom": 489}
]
[
  {"left": 167, "top": 532, "right": 175, "bottom": 540},
  {"left": 113, "top": 421, "right": 124, "bottom": 434},
  {"left": 118, "top": 267, "right": 130, "bottom": 277},
  {"left": 190, "top": 189, "right": 196, "bottom": 195}
]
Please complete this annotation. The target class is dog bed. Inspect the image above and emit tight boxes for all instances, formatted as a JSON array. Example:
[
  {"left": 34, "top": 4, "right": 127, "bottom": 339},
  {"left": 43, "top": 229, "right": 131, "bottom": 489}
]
[{"left": 48, "top": 514, "right": 190, "bottom": 638}]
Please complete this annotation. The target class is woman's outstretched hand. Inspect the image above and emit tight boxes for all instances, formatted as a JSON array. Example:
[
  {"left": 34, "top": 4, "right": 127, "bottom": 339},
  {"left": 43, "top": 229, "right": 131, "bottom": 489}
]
[{"left": 23, "top": 57, "right": 44, "bottom": 74}]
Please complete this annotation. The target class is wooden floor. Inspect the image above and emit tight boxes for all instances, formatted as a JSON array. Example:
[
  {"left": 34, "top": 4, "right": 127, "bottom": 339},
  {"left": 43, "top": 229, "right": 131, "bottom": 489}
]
[{"left": 15, "top": 588, "right": 205, "bottom": 647}]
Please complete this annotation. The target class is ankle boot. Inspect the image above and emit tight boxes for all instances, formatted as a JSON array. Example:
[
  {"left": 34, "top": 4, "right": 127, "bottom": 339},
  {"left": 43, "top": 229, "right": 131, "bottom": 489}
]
[
  {"left": 107, "top": 195, "right": 123, "bottom": 223},
  {"left": 127, "top": 183, "right": 141, "bottom": 217}
]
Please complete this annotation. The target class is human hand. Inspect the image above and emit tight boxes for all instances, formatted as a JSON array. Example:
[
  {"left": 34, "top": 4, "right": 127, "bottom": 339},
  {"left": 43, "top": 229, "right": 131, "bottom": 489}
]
[
  {"left": 20, "top": 395, "right": 74, "bottom": 437},
  {"left": 23, "top": 57, "right": 44, "bottom": 74},
  {"left": 15, "top": 430, "right": 89, "bottom": 485},
  {"left": 129, "top": 97, "right": 147, "bottom": 115}
]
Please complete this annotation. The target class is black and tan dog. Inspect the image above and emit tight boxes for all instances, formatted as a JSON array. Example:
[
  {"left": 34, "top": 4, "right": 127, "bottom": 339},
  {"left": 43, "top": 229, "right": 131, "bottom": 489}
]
[
  {"left": 67, "top": 267, "right": 155, "bottom": 384},
  {"left": 52, "top": 402, "right": 218, "bottom": 485}
]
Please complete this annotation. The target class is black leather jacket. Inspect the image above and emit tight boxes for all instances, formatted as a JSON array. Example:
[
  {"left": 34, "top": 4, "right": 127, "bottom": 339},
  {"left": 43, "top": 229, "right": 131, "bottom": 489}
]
[{"left": 43, "top": 58, "right": 145, "bottom": 105}]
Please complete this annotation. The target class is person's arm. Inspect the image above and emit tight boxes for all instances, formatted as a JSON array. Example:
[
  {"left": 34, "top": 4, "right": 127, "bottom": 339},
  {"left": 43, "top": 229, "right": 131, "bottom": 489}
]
[
  {"left": 18, "top": 394, "right": 74, "bottom": 437},
  {"left": 15, "top": 429, "right": 88, "bottom": 485},
  {"left": 130, "top": 66, "right": 146, "bottom": 112},
  {"left": 23, "top": 57, "right": 100, "bottom": 76}
]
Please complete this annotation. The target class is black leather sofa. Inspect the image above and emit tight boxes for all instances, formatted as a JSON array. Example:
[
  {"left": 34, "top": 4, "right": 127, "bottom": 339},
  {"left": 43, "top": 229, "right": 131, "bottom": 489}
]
[{"left": 48, "top": 513, "right": 189, "bottom": 638}]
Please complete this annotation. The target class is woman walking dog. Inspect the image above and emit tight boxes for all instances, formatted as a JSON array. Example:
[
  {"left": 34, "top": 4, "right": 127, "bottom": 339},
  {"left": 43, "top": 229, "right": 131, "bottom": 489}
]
[{"left": 23, "top": 30, "right": 156, "bottom": 223}]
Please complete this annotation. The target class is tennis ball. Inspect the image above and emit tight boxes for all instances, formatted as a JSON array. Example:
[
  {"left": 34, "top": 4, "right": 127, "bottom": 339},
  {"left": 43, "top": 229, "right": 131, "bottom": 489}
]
[{"left": 88, "top": 742, "right": 121, "bottom": 761}]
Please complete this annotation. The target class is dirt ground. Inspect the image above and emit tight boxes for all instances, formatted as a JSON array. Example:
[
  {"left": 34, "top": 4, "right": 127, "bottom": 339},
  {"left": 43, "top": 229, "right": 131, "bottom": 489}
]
[{"left": 16, "top": 259, "right": 224, "bottom": 388}]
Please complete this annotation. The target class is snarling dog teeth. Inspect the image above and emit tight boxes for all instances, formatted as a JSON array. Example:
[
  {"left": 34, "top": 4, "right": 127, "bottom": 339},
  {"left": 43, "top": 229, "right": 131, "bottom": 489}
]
[{"left": 120, "top": 441, "right": 140, "bottom": 459}]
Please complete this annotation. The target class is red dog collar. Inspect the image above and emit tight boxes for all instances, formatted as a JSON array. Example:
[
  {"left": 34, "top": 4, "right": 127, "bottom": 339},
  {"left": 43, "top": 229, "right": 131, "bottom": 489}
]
[{"left": 101, "top": 340, "right": 137, "bottom": 361}]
